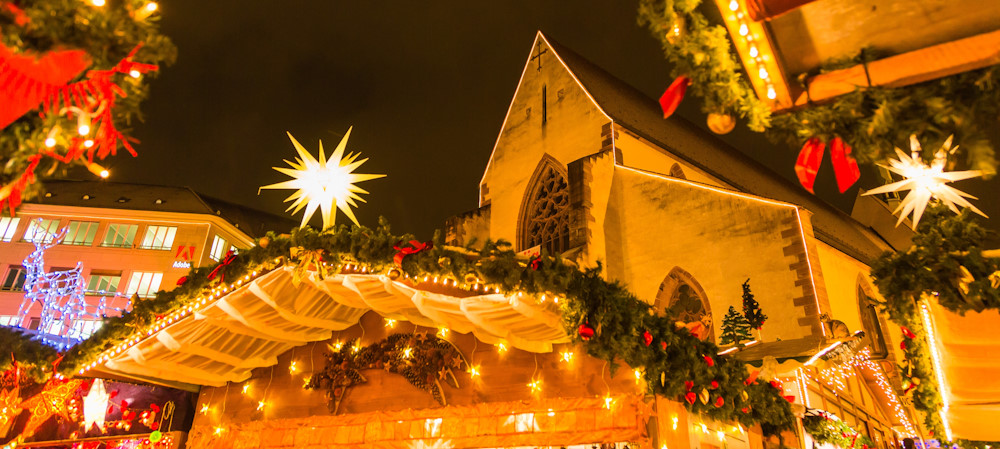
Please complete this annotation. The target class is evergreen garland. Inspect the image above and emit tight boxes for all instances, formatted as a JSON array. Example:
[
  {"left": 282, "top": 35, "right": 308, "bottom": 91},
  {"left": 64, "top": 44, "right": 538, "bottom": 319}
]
[
  {"left": 0, "top": 0, "right": 176, "bottom": 203},
  {"left": 636, "top": 2, "right": 998, "bottom": 173},
  {"left": 768, "top": 66, "right": 1000, "bottom": 174},
  {"left": 802, "top": 412, "right": 875, "bottom": 448},
  {"left": 1, "top": 218, "right": 796, "bottom": 435},
  {"left": 637, "top": 0, "right": 771, "bottom": 131}
]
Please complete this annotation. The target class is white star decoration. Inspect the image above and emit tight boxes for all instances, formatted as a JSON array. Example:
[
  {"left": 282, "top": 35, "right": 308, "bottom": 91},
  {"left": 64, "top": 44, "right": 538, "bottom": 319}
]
[
  {"left": 82, "top": 379, "right": 109, "bottom": 432},
  {"left": 864, "top": 134, "right": 986, "bottom": 229},
  {"left": 260, "top": 127, "right": 385, "bottom": 229}
]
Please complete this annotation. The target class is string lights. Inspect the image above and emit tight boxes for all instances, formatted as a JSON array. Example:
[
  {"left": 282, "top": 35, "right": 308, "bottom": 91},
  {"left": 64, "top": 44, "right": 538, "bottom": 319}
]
[
  {"left": 920, "top": 300, "right": 952, "bottom": 441},
  {"left": 712, "top": 0, "right": 790, "bottom": 107}
]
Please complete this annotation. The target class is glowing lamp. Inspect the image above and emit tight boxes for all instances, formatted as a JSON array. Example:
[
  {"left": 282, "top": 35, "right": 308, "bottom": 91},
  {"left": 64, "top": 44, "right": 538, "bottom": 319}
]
[{"left": 86, "top": 162, "right": 109, "bottom": 178}]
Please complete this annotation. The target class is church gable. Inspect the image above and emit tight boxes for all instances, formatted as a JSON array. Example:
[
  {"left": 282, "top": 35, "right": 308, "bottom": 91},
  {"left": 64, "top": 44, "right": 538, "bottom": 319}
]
[{"left": 478, "top": 32, "right": 613, "bottom": 248}]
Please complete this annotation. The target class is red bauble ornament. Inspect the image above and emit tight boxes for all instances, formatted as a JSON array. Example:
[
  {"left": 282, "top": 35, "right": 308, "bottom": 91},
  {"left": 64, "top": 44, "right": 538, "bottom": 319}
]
[
  {"left": 901, "top": 340, "right": 907, "bottom": 350},
  {"left": 578, "top": 323, "right": 595, "bottom": 341},
  {"left": 703, "top": 356, "right": 714, "bottom": 367},
  {"left": 150, "top": 422, "right": 159, "bottom": 430},
  {"left": 685, "top": 392, "right": 697, "bottom": 404},
  {"left": 901, "top": 326, "right": 916, "bottom": 339},
  {"left": 660, "top": 341, "right": 667, "bottom": 350},
  {"left": 741, "top": 407, "right": 750, "bottom": 413},
  {"left": 769, "top": 380, "right": 783, "bottom": 390},
  {"left": 710, "top": 380, "right": 719, "bottom": 389},
  {"left": 714, "top": 396, "right": 724, "bottom": 407},
  {"left": 829, "top": 136, "right": 860, "bottom": 193},
  {"left": 642, "top": 330, "right": 653, "bottom": 346},
  {"left": 659, "top": 75, "right": 690, "bottom": 119},
  {"left": 794, "top": 137, "right": 825, "bottom": 194}
]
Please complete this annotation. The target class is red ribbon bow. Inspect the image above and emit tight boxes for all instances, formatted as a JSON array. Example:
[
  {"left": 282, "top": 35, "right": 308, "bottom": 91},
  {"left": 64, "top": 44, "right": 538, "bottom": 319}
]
[
  {"left": 794, "top": 136, "right": 860, "bottom": 194},
  {"left": 529, "top": 255, "right": 542, "bottom": 271},
  {"left": 208, "top": 250, "right": 237, "bottom": 283},
  {"left": 393, "top": 240, "right": 432, "bottom": 265}
]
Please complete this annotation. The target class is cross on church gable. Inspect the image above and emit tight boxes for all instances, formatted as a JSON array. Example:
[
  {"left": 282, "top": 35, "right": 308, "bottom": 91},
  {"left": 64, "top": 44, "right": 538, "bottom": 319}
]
[{"left": 530, "top": 41, "right": 547, "bottom": 72}]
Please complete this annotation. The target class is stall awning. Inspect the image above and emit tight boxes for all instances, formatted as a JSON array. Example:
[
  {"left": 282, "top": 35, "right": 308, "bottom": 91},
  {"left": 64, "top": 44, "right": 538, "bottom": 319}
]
[
  {"left": 926, "top": 301, "right": 1000, "bottom": 441},
  {"left": 98, "top": 267, "right": 568, "bottom": 387}
]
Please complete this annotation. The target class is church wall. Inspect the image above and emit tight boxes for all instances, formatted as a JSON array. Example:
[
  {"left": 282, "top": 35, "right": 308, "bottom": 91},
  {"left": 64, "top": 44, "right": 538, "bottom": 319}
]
[
  {"left": 479, "top": 39, "right": 611, "bottom": 248},
  {"left": 600, "top": 167, "right": 820, "bottom": 343}
]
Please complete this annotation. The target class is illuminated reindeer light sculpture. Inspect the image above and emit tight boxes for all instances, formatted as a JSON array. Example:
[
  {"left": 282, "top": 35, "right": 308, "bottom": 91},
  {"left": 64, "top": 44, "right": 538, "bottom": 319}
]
[{"left": 15, "top": 220, "right": 90, "bottom": 339}]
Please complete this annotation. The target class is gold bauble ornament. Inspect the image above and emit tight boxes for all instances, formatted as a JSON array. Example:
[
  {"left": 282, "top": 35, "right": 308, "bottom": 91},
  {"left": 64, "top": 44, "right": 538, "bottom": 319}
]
[
  {"left": 258, "top": 236, "right": 270, "bottom": 248},
  {"left": 387, "top": 267, "right": 402, "bottom": 280},
  {"left": 707, "top": 113, "right": 736, "bottom": 134},
  {"left": 463, "top": 272, "right": 479, "bottom": 285},
  {"left": 665, "top": 15, "right": 687, "bottom": 45}
]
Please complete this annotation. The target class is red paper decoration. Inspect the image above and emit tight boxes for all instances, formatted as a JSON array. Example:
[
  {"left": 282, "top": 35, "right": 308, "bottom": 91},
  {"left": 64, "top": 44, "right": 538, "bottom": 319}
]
[
  {"left": 829, "top": 137, "right": 860, "bottom": 193},
  {"left": 685, "top": 392, "right": 697, "bottom": 404},
  {"left": 642, "top": 330, "right": 653, "bottom": 346},
  {"left": 703, "top": 355, "right": 714, "bottom": 367},
  {"left": 744, "top": 370, "right": 760, "bottom": 385},
  {"left": 659, "top": 341, "right": 667, "bottom": 350},
  {"left": 794, "top": 137, "right": 825, "bottom": 193},
  {"left": 578, "top": 323, "right": 595, "bottom": 341},
  {"left": 0, "top": 44, "right": 90, "bottom": 129},
  {"left": 659, "top": 75, "right": 690, "bottom": 119},
  {"left": 684, "top": 380, "right": 694, "bottom": 391},
  {"left": 901, "top": 326, "right": 916, "bottom": 339},
  {"left": 714, "top": 396, "right": 724, "bottom": 407}
]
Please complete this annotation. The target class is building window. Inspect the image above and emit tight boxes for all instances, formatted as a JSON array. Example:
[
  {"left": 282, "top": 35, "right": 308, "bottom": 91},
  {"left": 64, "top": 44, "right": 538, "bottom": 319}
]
[
  {"left": 1, "top": 266, "right": 28, "bottom": 292},
  {"left": 0, "top": 217, "right": 20, "bottom": 242},
  {"left": 23, "top": 219, "right": 60, "bottom": 243},
  {"left": 64, "top": 221, "right": 99, "bottom": 246},
  {"left": 858, "top": 283, "right": 889, "bottom": 358},
  {"left": 655, "top": 267, "right": 714, "bottom": 342},
  {"left": 669, "top": 163, "right": 686, "bottom": 179},
  {"left": 0, "top": 316, "right": 19, "bottom": 326},
  {"left": 126, "top": 271, "right": 162, "bottom": 298},
  {"left": 86, "top": 271, "right": 122, "bottom": 295},
  {"left": 102, "top": 224, "right": 138, "bottom": 248},
  {"left": 209, "top": 235, "right": 228, "bottom": 261},
  {"left": 139, "top": 225, "right": 177, "bottom": 250},
  {"left": 518, "top": 157, "right": 570, "bottom": 254}
]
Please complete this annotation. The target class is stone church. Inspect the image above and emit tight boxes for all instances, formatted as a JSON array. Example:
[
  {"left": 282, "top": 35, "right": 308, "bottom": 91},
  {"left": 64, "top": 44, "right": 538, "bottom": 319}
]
[{"left": 446, "top": 31, "right": 914, "bottom": 443}]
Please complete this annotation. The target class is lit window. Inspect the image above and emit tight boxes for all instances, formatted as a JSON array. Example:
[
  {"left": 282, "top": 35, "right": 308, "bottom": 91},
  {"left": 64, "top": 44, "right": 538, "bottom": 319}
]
[
  {"left": 139, "top": 225, "right": 177, "bottom": 250},
  {"left": 23, "top": 219, "right": 60, "bottom": 243},
  {"left": 209, "top": 235, "right": 228, "bottom": 261},
  {"left": 1, "top": 266, "right": 28, "bottom": 292},
  {"left": 518, "top": 157, "right": 570, "bottom": 255},
  {"left": 64, "top": 221, "right": 99, "bottom": 246},
  {"left": 0, "top": 316, "right": 19, "bottom": 326},
  {"left": 86, "top": 271, "right": 122, "bottom": 295},
  {"left": 0, "top": 217, "right": 20, "bottom": 242},
  {"left": 126, "top": 271, "right": 163, "bottom": 298},
  {"left": 102, "top": 224, "right": 138, "bottom": 248}
]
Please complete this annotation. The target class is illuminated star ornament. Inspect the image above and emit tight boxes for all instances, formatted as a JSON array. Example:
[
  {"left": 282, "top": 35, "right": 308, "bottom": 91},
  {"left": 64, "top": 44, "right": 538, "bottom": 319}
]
[
  {"left": 864, "top": 135, "right": 986, "bottom": 228},
  {"left": 260, "top": 127, "right": 385, "bottom": 229}
]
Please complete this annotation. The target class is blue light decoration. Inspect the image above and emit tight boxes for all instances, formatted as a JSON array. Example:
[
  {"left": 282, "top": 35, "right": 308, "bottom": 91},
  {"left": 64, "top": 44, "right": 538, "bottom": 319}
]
[{"left": 13, "top": 220, "right": 131, "bottom": 348}]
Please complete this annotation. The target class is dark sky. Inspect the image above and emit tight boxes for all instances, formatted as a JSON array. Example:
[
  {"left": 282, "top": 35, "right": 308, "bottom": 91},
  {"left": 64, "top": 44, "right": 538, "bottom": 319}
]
[{"left": 111, "top": 1, "right": 999, "bottom": 240}]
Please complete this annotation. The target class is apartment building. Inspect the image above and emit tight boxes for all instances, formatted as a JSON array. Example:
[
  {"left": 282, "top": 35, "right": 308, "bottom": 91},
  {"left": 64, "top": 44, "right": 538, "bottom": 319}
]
[{"left": 0, "top": 180, "right": 293, "bottom": 336}]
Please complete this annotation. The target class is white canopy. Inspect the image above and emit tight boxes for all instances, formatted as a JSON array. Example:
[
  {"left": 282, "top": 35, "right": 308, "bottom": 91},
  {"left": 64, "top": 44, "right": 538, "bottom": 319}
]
[{"left": 99, "top": 266, "right": 568, "bottom": 386}]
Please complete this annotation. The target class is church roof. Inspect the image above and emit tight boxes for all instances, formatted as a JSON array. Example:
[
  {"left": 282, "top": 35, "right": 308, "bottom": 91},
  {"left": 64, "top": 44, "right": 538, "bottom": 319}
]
[{"left": 539, "top": 32, "right": 892, "bottom": 264}]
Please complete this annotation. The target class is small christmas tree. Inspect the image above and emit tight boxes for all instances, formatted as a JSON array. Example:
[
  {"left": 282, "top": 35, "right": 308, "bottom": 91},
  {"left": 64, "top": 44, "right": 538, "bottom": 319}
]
[
  {"left": 720, "top": 306, "right": 752, "bottom": 346},
  {"left": 742, "top": 279, "right": 767, "bottom": 330}
]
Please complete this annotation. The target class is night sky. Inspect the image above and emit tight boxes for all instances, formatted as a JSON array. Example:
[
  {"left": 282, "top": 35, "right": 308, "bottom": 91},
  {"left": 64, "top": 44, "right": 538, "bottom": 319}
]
[{"left": 110, "top": 1, "right": 999, "bottom": 240}]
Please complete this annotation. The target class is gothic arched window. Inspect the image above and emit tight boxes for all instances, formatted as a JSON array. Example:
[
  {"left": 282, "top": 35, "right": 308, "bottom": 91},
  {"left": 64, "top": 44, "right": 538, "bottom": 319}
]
[
  {"left": 858, "top": 279, "right": 889, "bottom": 359},
  {"left": 654, "top": 267, "right": 714, "bottom": 342},
  {"left": 518, "top": 156, "right": 571, "bottom": 255},
  {"left": 669, "top": 163, "right": 686, "bottom": 179}
]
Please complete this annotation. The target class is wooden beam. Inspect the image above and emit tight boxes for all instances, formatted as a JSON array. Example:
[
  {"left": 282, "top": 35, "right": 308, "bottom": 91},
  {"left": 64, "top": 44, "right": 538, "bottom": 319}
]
[
  {"left": 789, "top": 29, "right": 1000, "bottom": 108},
  {"left": 745, "top": 0, "right": 819, "bottom": 21}
]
